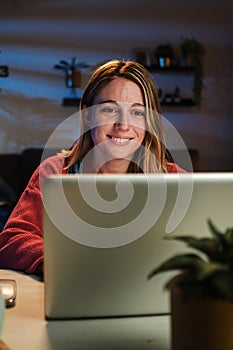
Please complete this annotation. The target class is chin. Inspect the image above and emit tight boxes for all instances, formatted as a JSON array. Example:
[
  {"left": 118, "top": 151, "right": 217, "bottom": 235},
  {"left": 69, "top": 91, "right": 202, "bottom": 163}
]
[{"left": 106, "top": 152, "right": 134, "bottom": 163}]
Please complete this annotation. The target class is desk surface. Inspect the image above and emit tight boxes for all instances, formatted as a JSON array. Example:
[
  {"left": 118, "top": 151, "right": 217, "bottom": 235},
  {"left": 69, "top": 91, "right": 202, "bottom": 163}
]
[{"left": 1, "top": 269, "right": 171, "bottom": 350}]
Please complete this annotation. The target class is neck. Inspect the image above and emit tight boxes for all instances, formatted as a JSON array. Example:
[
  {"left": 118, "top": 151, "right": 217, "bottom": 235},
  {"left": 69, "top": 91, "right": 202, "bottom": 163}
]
[
  {"left": 82, "top": 154, "right": 130, "bottom": 174},
  {"left": 98, "top": 159, "right": 130, "bottom": 174}
]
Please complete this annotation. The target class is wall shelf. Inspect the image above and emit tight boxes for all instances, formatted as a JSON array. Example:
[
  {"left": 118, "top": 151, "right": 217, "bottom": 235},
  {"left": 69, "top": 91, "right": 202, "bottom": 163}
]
[
  {"left": 148, "top": 64, "right": 196, "bottom": 108},
  {"left": 161, "top": 98, "right": 196, "bottom": 107},
  {"left": 148, "top": 64, "right": 195, "bottom": 74},
  {"left": 62, "top": 97, "right": 81, "bottom": 107}
]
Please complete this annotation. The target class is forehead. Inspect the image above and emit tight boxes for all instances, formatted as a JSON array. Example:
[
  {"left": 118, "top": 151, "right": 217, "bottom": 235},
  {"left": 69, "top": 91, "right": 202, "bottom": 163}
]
[{"left": 93, "top": 78, "right": 144, "bottom": 105}]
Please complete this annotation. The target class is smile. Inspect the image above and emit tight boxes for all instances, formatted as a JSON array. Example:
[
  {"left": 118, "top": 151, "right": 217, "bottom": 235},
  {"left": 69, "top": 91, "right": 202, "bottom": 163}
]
[{"left": 111, "top": 137, "right": 131, "bottom": 144}]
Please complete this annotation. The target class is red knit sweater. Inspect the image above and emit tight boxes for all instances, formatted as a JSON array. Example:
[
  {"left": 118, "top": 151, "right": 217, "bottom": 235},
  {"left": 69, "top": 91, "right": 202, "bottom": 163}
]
[{"left": 0, "top": 155, "right": 186, "bottom": 275}]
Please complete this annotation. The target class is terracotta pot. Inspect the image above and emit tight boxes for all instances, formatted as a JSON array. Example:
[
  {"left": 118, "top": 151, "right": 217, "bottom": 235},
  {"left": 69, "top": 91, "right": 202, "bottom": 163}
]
[
  {"left": 171, "top": 287, "right": 233, "bottom": 350},
  {"left": 66, "top": 69, "right": 81, "bottom": 88}
]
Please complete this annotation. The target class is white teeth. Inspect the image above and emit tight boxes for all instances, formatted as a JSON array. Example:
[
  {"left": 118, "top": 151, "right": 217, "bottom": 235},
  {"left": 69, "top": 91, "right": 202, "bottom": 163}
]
[{"left": 112, "top": 137, "right": 129, "bottom": 143}]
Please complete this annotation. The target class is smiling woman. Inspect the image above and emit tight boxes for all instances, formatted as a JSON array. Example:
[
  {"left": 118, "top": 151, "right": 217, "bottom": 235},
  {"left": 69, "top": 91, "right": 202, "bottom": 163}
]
[
  {"left": 65, "top": 60, "right": 171, "bottom": 174},
  {"left": 0, "top": 59, "right": 186, "bottom": 276},
  {"left": 86, "top": 78, "right": 146, "bottom": 174}
]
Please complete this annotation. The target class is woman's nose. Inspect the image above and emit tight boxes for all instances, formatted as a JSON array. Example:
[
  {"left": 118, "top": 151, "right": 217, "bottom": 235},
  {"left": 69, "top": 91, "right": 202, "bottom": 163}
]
[{"left": 114, "top": 111, "right": 129, "bottom": 129}]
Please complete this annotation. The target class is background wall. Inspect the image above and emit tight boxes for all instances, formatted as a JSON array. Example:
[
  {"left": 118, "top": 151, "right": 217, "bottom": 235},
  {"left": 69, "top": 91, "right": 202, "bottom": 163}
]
[{"left": 0, "top": 0, "right": 232, "bottom": 171}]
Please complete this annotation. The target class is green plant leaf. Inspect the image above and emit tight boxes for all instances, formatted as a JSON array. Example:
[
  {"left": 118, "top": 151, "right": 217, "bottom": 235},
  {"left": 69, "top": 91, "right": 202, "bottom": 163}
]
[
  {"left": 227, "top": 246, "right": 233, "bottom": 266},
  {"left": 147, "top": 253, "right": 204, "bottom": 280},
  {"left": 147, "top": 219, "right": 233, "bottom": 301},
  {"left": 180, "top": 281, "right": 215, "bottom": 301},
  {"left": 196, "top": 261, "right": 228, "bottom": 281},
  {"left": 207, "top": 220, "right": 231, "bottom": 259},
  {"left": 166, "top": 235, "right": 221, "bottom": 261},
  {"left": 164, "top": 272, "right": 195, "bottom": 290},
  {"left": 225, "top": 228, "right": 233, "bottom": 245},
  {"left": 152, "top": 258, "right": 227, "bottom": 292},
  {"left": 207, "top": 220, "right": 226, "bottom": 243},
  {"left": 209, "top": 271, "right": 233, "bottom": 300}
]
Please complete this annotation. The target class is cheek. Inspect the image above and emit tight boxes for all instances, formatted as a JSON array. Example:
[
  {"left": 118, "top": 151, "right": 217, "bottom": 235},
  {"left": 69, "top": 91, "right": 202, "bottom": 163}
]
[
  {"left": 89, "top": 112, "right": 110, "bottom": 129},
  {"left": 134, "top": 117, "right": 146, "bottom": 133},
  {"left": 90, "top": 127, "right": 98, "bottom": 145},
  {"left": 136, "top": 125, "right": 146, "bottom": 141},
  {"left": 91, "top": 125, "right": 106, "bottom": 145}
]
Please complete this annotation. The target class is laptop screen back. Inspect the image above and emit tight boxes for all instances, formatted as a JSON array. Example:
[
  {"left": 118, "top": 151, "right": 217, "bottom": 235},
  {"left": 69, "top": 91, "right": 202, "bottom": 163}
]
[{"left": 42, "top": 173, "right": 233, "bottom": 319}]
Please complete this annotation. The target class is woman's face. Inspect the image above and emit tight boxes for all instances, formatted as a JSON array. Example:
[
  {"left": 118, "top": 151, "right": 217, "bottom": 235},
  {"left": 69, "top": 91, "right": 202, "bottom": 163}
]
[{"left": 86, "top": 77, "right": 146, "bottom": 173}]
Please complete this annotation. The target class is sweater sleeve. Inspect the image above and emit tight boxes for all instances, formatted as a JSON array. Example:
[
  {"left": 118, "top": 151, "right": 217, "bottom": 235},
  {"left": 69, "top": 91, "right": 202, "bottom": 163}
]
[
  {"left": 166, "top": 162, "right": 187, "bottom": 173},
  {"left": 0, "top": 155, "right": 65, "bottom": 275}
]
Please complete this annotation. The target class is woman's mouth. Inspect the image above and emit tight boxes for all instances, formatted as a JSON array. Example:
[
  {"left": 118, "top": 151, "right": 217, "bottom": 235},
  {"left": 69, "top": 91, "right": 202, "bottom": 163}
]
[{"left": 110, "top": 136, "right": 131, "bottom": 144}]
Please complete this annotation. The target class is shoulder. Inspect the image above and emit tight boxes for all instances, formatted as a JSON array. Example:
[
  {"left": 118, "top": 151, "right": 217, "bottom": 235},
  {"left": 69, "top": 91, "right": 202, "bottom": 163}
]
[
  {"left": 166, "top": 161, "right": 187, "bottom": 173},
  {"left": 38, "top": 154, "right": 66, "bottom": 173},
  {"left": 26, "top": 155, "right": 67, "bottom": 191}
]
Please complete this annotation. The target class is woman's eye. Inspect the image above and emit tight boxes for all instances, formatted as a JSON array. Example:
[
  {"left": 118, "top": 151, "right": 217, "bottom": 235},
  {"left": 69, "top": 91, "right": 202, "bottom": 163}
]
[
  {"left": 131, "top": 110, "right": 145, "bottom": 117},
  {"left": 102, "top": 107, "right": 118, "bottom": 114}
]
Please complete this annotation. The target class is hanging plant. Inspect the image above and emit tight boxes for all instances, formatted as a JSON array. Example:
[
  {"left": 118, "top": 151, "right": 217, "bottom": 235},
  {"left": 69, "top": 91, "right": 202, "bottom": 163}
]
[{"left": 180, "top": 37, "right": 205, "bottom": 107}]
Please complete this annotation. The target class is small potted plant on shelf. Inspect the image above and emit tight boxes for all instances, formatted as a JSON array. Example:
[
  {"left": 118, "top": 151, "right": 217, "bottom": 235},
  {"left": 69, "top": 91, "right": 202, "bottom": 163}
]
[
  {"left": 154, "top": 44, "right": 175, "bottom": 68},
  {"left": 148, "top": 219, "right": 233, "bottom": 350},
  {"left": 54, "top": 57, "right": 89, "bottom": 106},
  {"left": 180, "top": 37, "right": 205, "bottom": 106},
  {"left": 54, "top": 57, "right": 89, "bottom": 89}
]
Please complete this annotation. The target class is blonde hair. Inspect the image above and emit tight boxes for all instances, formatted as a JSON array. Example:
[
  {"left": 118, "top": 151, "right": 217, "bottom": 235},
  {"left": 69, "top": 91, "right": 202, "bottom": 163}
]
[{"left": 63, "top": 60, "right": 167, "bottom": 173}]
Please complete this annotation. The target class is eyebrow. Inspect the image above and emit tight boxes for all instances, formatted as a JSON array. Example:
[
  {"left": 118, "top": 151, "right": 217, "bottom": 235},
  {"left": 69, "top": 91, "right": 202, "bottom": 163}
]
[{"left": 98, "top": 100, "right": 145, "bottom": 107}]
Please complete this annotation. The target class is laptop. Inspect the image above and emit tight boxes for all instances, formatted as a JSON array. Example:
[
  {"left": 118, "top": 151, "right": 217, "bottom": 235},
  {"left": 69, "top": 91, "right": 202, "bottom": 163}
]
[{"left": 42, "top": 173, "right": 233, "bottom": 320}]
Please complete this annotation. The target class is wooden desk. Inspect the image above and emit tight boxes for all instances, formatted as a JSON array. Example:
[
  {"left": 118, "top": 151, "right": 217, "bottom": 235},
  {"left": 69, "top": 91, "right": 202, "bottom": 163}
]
[{"left": 1, "top": 270, "right": 171, "bottom": 350}]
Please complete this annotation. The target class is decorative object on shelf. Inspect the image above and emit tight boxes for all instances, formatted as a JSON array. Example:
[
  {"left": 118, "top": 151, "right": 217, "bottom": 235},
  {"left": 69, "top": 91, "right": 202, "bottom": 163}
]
[
  {"left": 161, "top": 86, "right": 195, "bottom": 107},
  {"left": 0, "top": 65, "right": 8, "bottom": 78},
  {"left": 133, "top": 48, "right": 152, "bottom": 67},
  {"left": 154, "top": 44, "right": 175, "bottom": 68},
  {"left": 54, "top": 57, "right": 89, "bottom": 106},
  {"left": 149, "top": 64, "right": 196, "bottom": 107},
  {"left": 148, "top": 219, "right": 233, "bottom": 350},
  {"left": 172, "top": 86, "right": 181, "bottom": 104},
  {"left": 180, "top": 37, "right": 205, "bottom": 107},
  {"left": 0, "top": 50, "right": 9, "bottom": 93},
  {"left": 163, "top": 93, "right": 173, "bottom": 105}
]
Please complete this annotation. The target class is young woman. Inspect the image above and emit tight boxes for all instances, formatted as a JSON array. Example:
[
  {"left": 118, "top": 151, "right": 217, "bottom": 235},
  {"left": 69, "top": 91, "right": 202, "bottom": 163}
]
[{"left": 0, "top": 60, "right": 186, "bottom": 275}]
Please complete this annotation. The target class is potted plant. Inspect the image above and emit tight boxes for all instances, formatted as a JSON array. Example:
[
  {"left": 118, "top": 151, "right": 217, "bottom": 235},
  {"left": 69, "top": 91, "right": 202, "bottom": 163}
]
[
  {"left": 155, "top": 44, "right": 175, "bottom": 68},
  {"left": 148, "top": 219, "right": 233, "bottom": 350},
  {"left": 180, "top": 37, "right": 205, "bottom": 106},
  {"left": 54, "top": 57, "right": 89, "bottom": 89},
  {"left": 54, "top": 57, "right": 89, "bottom": 106}
]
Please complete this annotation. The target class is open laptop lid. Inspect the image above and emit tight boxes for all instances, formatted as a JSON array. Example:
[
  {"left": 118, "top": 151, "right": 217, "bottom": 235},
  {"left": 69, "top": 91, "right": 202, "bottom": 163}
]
[{"left": 42, "top": 173, "right": 233, "bottom": 319}]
